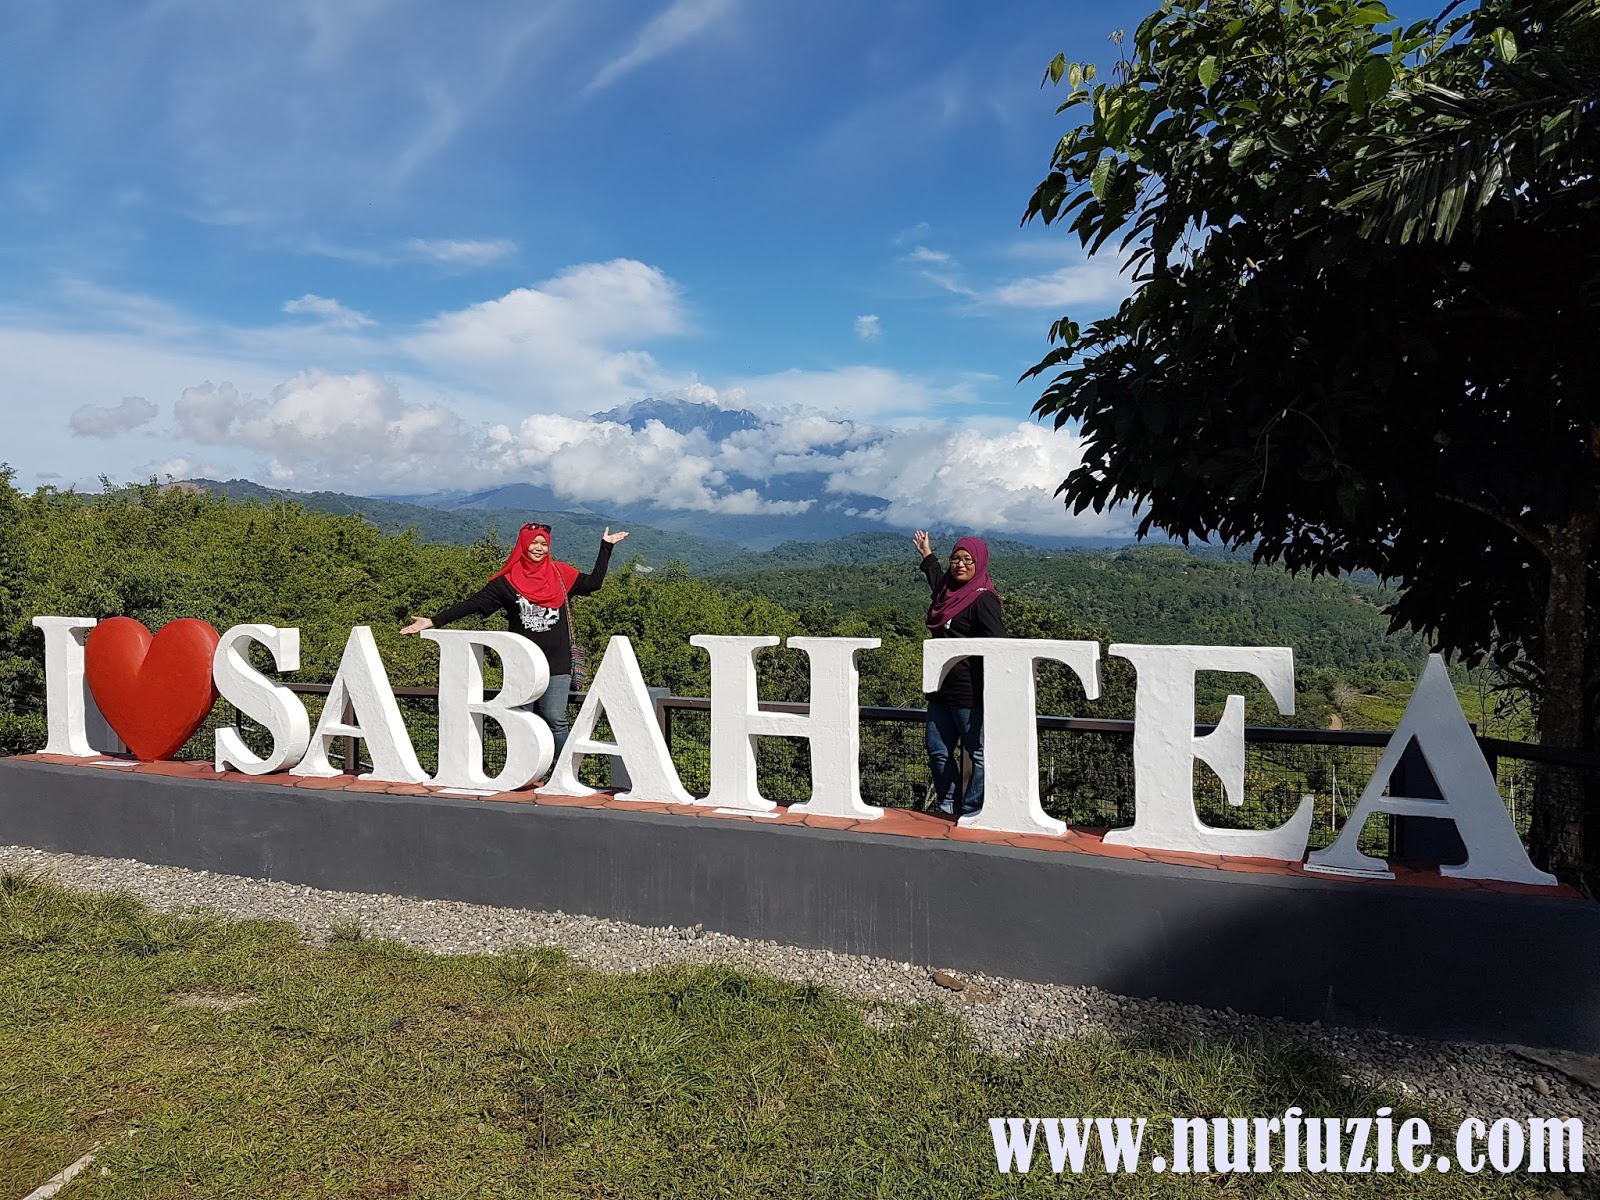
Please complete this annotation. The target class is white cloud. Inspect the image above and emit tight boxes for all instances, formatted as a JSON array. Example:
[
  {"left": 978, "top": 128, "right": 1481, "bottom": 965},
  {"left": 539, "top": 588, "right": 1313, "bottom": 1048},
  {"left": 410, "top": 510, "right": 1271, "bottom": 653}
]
[
  {"left": 404, "top": 259, "right": 690, "bottom": 409},
  {"left": 404, "top": 238, "right": 518, "bottom": 267},
  {"left": 903, "top": 246, "right": 951, "bottom": 265},
  {"left": 282, "top": 294, "right": 375, "bottom": 330},
  {"left": 854, "top": 314, "right": 880, "bottom": 341},
  {"left": 583, "top": 0, "right": 736, "bottom": 95},
  {"left": 728, "top": 365, "right": 980, "bottom": 421},
  {"left": 69, "top": 395, "right": 159, "bottom": 438},
  {"left": 822, "top": 421, "right": 1129, "bottom": 536},
  {"left": 988, "top": 258, "right": 1131, "bottom": 310},
  {"left": 172, "top": 372, "right": 476, "bottom": 487}
]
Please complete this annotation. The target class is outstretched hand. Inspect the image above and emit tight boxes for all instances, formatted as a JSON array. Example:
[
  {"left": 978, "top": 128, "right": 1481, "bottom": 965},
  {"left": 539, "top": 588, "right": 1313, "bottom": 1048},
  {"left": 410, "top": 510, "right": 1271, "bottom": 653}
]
[
  {"left": 602, "top": 528, "right": 630, "bottom": 544},
  {"left": 399, "top": 616, "right": 433, "bottom": 636},
  {"left": 913, "top": 530, "right": 932, "bottom": 558}
]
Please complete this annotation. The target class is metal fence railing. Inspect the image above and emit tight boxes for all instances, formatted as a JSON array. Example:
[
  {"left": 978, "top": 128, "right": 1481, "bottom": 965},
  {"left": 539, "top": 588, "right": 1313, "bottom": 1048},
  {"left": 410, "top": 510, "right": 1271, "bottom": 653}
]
[{"left": 179, "top": 685, "right": 1599, "bottom": 865}]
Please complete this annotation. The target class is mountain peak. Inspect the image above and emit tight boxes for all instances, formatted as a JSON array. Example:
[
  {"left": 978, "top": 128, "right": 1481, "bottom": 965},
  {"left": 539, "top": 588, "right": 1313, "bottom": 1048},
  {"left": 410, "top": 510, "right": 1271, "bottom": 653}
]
[{"left": 592, "top": 396, "right": 764, "bottom": 441}]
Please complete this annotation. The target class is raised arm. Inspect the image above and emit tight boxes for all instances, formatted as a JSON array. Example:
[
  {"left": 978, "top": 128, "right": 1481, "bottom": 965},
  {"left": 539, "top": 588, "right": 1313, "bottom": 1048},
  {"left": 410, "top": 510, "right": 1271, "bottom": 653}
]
[
  {"left": 913, "top": 529, "right": 941, "bottom": 590},
  {"left": 569, "top": 530, "right": 625, "bottom": 597}
]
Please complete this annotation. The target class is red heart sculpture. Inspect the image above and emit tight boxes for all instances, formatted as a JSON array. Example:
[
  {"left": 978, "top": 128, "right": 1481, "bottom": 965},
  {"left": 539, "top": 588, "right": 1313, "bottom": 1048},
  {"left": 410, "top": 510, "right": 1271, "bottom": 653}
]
[{"left": 85, "top": 617, "right": 221, "bottom": 761}]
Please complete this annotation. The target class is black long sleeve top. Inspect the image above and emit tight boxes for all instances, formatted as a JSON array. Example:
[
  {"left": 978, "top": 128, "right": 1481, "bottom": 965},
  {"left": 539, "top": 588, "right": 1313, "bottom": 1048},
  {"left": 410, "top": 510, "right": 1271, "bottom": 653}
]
[
  {"left": 430, "top": 541, "right": 614, "bottom": 676},
  {"left": 920, "top": 553, "right": 1004, "bottom": 708}
]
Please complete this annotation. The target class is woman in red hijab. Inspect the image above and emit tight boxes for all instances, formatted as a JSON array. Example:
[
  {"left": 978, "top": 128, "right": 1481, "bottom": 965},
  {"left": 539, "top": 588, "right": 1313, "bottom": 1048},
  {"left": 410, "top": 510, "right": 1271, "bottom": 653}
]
[
  {"left": 402, "top": 522, "right": 628, "bottom": 766},
  {"left": 914, "top": 529, "right": 1003, "bottom": 817}
]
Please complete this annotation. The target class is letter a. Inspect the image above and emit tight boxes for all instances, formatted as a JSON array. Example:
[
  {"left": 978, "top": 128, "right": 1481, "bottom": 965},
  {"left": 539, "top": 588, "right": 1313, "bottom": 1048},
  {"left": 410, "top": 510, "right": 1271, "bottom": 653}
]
[{"left": 1308, "top": 656, "right": 1556, "bottom": 885}]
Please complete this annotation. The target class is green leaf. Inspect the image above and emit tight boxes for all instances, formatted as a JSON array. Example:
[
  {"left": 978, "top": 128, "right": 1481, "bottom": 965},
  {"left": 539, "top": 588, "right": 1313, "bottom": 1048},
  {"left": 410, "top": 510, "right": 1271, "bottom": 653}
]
[
  {"left": 1090, "top": 155, "right": 1114, "bottom": 202},
  {"left": 1490, "top": 27, "right": 1518, "bottom": 62},
  {"left": 1198, "top": 55, "right": 1220, "bottom": 89},
  {"left": 1042, "top": 53, "right": 1066, "bottom": 87}
]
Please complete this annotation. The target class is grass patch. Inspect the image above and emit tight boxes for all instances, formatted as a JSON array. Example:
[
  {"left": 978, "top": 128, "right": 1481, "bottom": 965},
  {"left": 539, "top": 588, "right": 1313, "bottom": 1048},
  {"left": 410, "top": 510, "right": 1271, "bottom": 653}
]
[{"left": 0, "top": 873, "right": 1575, "bottom": 1198}]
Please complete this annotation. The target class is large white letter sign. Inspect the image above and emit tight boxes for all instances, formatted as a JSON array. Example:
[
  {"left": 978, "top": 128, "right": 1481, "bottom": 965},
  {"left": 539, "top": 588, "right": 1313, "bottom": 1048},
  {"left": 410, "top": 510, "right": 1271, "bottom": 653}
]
[
  {"left": 546, "top": 636, "right": 693, "bottom": 804},
  {"left": 1105, "top": 645, "right": 1313, "bottom": 860},
  {"left": 213, "top": 624, "right": 310, "bottom": 774},
  {"left": 291, "top": 626, "right": 428, "bottom": 783},
  {"left": 423, "top": 629, "right": 553, "bottom": 791},
  {"left": 33, "top": 616, "right": 113, "bottom": 756},
  {"left": 784, "top": 636, "right": 882, "bottom": 820},
  {"left": 690, "top": 635, "right": 883, "bottom": 816},
  {"left": 922, "top": 639, "right": 1101, "bottom": 836},
  {"left": 1308, "top": 656, "right": 1556, "bottom": 885}
]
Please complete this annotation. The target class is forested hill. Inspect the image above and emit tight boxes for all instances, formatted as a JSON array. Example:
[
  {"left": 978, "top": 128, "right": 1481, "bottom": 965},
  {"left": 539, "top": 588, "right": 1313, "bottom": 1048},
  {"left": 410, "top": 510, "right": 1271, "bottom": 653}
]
[
  {"left": 189, "top": 479, "right": 745, "bottom": 573},
  {"left": 717, "top": 544, "right": 1426, "bottom": 674}
]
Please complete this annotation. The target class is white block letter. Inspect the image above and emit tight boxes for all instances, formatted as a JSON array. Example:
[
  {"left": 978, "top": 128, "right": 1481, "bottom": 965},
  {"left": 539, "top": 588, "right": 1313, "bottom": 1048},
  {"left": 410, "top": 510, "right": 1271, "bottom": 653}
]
[
  {"left": 291, "top": 626, "right": 427, "bottom": 783},
  {"left": 33, "top": 616, "right": 103, "bottom": 756},
  {"left": 213, "top": 624, "right": 310, "bottom": 774},
  {"left": 1105, "top": 645, "right": 1313, "bottom": 860},
  {"left": 690, "top": 634, "right": 882, "bottom": 815},
  {"left": 1307, "top": 656, "right": 1556, "bottom": 885},
  {"left": 922, "top": 638, "right": 1102, "bottom": 835},
  {"left": 423, "top": 629, "right": 553, "bottom": 791},
  {"left": 784, "top": 636, "right": 882, "bottom": 820},
  {"left": 546, "top": 636, "right": 692, "bottom": 804}
]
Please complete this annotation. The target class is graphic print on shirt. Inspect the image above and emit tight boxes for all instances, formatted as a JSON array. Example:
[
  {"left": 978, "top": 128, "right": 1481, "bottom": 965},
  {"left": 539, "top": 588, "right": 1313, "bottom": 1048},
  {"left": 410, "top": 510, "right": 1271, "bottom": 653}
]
[{"left": 515, "top": 595, "right": 562, "bottom": 634}]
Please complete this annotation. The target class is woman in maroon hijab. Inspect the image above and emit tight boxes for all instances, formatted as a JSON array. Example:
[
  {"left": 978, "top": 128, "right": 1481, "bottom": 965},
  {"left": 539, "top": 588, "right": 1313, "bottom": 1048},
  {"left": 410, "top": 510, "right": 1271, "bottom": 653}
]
[
  {"left": 914, "top": 529, "right": 1004, "bottom": 816},
  {"left": 401, "top": 522, "right": 628, "bottom": 766}
]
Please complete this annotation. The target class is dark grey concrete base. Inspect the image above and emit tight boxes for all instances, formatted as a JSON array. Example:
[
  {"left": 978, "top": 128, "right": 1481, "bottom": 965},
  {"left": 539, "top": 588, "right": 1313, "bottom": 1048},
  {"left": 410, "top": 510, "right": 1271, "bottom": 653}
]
[{"left": 3, "top": 757, "right": 1597, "bottom": 1052}]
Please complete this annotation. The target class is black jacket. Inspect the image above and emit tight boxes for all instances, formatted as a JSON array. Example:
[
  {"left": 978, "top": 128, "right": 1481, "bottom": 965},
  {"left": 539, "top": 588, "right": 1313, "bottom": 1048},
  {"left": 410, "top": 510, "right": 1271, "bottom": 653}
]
[
  {"left": 430, "top": 541, "right": 613, "bottom": 676},
  {"left": 919, "top": 553, "right": 1004, "bottom": 708}
]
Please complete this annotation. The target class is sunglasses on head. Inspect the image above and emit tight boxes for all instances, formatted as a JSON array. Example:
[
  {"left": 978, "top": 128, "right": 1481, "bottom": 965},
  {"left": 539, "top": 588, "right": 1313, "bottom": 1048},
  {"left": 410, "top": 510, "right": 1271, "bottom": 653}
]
[{"left": 522, "top": 523, "right": 551, "bottom": 534}]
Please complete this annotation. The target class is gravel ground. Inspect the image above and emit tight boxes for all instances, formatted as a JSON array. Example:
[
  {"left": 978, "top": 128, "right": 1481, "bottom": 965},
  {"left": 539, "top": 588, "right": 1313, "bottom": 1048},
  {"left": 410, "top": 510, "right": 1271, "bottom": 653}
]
[{"left": 2, "top": 843, "right": 1594, "bottom": 1132}]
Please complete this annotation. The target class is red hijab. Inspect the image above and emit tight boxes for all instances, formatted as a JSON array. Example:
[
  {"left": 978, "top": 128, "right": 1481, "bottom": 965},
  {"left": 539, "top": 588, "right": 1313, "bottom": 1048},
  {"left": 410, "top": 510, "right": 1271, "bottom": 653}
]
[
  {"left": 493, "top": 524, "right": 580, "bottom": 608},
  {"left": 925, "top": 536, "right": 998, "bottom": 629}
]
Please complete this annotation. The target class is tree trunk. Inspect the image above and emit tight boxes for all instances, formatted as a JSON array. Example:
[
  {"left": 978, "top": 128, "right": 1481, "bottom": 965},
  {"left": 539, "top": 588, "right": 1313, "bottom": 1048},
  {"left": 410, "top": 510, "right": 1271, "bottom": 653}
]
[{"left": 1529, "top": 514, "right": 1596, "bottom": 871}]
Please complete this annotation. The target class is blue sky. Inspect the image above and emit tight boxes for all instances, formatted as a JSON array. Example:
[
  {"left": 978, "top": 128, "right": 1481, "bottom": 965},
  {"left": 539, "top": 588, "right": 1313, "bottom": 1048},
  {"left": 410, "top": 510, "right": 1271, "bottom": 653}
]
[{"left": 0, "top": 0, "right": 1428, "bottom": 536}]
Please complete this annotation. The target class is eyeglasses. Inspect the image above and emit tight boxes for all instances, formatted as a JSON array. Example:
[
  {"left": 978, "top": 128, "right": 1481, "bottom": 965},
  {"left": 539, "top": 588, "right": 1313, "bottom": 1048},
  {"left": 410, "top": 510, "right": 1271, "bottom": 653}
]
[{"left": 950, "top": 554, "right": 976, "bottom": 565}]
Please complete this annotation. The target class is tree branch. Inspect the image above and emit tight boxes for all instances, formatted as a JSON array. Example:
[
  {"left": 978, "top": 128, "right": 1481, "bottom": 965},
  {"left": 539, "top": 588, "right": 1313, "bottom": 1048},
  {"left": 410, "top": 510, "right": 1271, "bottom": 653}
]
[{"left": 1437, "top": 492, "right": 1552, "bottom": 555}]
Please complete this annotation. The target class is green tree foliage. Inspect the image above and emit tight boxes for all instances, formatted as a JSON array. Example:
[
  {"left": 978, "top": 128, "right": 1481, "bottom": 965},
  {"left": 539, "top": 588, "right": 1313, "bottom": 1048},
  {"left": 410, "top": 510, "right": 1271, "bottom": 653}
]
[{"left": 1023, "top": 0, "right": 1599, "bottom": 868}]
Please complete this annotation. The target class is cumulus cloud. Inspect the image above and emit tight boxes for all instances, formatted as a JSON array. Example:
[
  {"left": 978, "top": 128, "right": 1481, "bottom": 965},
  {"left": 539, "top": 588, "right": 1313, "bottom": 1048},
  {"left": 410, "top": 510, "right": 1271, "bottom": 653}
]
[
  {"left": 69, "top": 395, "right": 159, "bottom": 438},
  {"left": 404, "top": 238, "right": 517, "bottom": 268},
  {"left": 282, "top": 294, "right": 375, "bottom": 329},
  {"left": 404, "top": 259, "right": 689, "bottom": 409},
  {"left": 821, "top": 421, "right": 1126, "bottom": 535},
  {"left": 156, "top": 365, "right": 1124, "bottom": 534},
  {"left": 173, "top": 372, "right": 477, "bottom": 487},
  {"left": 854, "top": 314, "right": 880, "bottom": 341}
]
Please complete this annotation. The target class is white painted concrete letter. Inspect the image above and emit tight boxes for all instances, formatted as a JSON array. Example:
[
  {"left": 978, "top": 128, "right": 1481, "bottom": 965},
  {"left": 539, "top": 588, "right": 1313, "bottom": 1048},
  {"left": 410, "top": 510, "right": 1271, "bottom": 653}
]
[
  {"left": 424, "top": 629, "right": 553, "bottom": 791},
  {"left": 291, "top": 626, "right": 427, "bottom": 783},
  {"left": 690, "top": 635, "right": 882, "bottom": 815},
  {"left": 1308, "top": 656, "right": 1556, "bottom": 885},
  {"left": 784, "top": 636, "right": 883, "bottom": 820},
  {"left": 213, "top": 624, "right": 310, "bottom": 774},
  {"left": 547, "top": 636, "right": 692, "bottom": 804},
  {"left": 32, "top": 616, "right": 120, "bottom": 756},
  {"left": 922, "top": 638, "right": 1101, "bottom": 835},
  {"left": 1105, "top": 645, "right": 1313, "bottom": 860}
]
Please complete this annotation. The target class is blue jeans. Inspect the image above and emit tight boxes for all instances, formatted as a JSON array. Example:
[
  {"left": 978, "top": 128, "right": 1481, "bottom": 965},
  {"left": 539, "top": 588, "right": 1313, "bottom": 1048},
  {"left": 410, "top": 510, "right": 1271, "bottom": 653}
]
[
  {"left": 537, "top": 673, "right": 571, "bottom": 770},
  {"left": 926, "top": 701, "right": 984, "bottom": 816}
]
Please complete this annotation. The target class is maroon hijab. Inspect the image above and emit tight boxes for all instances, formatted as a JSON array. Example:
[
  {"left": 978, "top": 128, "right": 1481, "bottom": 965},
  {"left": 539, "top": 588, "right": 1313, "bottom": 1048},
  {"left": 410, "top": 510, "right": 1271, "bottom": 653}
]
[{"left": 925, "top": 536, "right": 998, "bottom": 629}]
